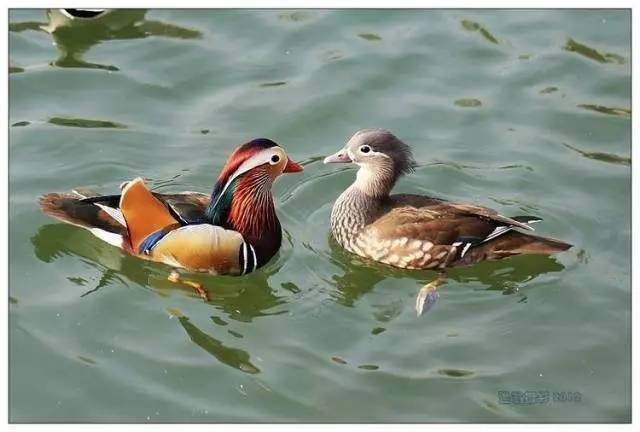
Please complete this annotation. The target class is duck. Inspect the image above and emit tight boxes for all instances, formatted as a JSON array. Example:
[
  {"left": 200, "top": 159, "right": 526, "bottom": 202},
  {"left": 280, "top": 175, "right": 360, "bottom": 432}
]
[
  {"left": 40, "top": 138, "right": 303, "bottom": 290},
  {"left": 323, "top": 129, "right": 572, "bottom": 316}
]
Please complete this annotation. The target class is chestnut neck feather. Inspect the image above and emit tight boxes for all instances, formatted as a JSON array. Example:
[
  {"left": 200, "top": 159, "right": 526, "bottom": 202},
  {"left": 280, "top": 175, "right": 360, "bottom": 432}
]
[{"left": 207, "top": 167, "right": 281, "bottom": 266}]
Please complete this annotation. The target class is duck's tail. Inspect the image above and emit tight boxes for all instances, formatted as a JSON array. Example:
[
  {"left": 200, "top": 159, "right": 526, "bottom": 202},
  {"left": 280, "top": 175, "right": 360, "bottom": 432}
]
[
  {"left": 485, "top": 231, "right": 572, "bottom": 259},
  {"left": 39, "top": 191, "right": 128, "bottom": 248}
]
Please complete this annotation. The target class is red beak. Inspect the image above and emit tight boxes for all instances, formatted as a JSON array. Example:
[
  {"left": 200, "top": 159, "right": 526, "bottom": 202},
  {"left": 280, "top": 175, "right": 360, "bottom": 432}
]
[{"left": 283, "top": 159, "right": 303, "bottom": 173}]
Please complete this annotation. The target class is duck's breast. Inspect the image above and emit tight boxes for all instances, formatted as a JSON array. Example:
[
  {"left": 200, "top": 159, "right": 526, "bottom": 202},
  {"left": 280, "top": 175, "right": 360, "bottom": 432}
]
[{"left": 149, "top": 224, "right": 245, "bottom": 274}]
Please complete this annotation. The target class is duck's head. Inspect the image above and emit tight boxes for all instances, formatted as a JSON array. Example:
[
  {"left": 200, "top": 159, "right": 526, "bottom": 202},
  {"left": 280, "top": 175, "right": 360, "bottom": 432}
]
[
  {"left": 324, "top": 129, "right": 416, "bottom": 196},
  {"left": 208, "top": 138, "right": 302, "bottom": 227}
]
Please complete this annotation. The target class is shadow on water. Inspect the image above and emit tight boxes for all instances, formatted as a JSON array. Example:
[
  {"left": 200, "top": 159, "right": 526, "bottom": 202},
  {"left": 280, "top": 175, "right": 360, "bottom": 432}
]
[
  {"left": 326, "top": 235, "right": 567, "bottom": 306},
  {"left": 9, "top": 9, "right": 201, "bottom": 72}
]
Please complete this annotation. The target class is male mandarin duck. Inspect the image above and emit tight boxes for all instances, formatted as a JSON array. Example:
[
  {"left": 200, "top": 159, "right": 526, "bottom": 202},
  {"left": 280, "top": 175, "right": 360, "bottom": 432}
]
[
  {"left": 39, "top": 138, "right": 303, "bottom": 287},
  {"left": 323, "top": 129, "right": 572, "bottom": 316}
]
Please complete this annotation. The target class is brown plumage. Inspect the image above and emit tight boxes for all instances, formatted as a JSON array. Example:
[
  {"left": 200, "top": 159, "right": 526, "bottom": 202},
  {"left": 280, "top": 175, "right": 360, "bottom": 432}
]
[{"left": 324, "top": 129, "right": 571, "bottom": 315}]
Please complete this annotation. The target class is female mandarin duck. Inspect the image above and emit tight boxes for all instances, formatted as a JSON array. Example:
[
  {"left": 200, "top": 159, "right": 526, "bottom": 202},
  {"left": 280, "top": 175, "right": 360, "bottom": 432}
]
[
  {"left": 40, "top": 138, "right": 303, "bottom": 288},
  {"left": 324, "top": 129, "right": 571, "bottom": 316}
]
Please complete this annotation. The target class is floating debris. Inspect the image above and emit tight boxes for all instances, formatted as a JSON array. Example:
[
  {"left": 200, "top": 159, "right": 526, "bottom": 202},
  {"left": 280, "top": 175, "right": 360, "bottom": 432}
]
[
  {"left": 371, "top": 327, "right": 386, "bottom": 335},
  {"left": 563, "top": 143, "right": 630, "bottom": 166},
  {"left": 9, "top": 66, "right": 25, "bottom": 74},
  {"left": 461, "top": 19, "right": 498, "bottom": 44},
  {"left": 454, "top": 98, "right": 482, "bottom": 108},
  {"left": 200, "top": 129, "right": 210, "bottom": 135},
  {"left": 259, "top": 81, "right": 287, "bottom": 88},
  {"left": 539, "top": 86, "right": 558, "bottom": 94},
  {"left": 577, "top": 104, "right": 630, "bottom": 118},
  {"left": 357, "top": 364, "right": 380, "bottom": 370},
  {"left": 11, "top": 121, "right": 30, "bottom": 127},
  {"left": 331, "top": 356, "right": 348, "bottom": 365},
  {"left": 563, "top": 38, "right": 625, "bottom": 64},
  {"left": 9, "top": 296, "right": 18, "bottom": 305},
  {"left": 358, "top": 33, "right": 382, "bottom": 42},
  {"left": 518, "top": 54, "right": 531, "bottom": 60},
  {"left": 48, "top": 117, "right": 126, "bottom": 129},
  {"left": 438, "top": 368, "right": 474, "bottom": 378}
]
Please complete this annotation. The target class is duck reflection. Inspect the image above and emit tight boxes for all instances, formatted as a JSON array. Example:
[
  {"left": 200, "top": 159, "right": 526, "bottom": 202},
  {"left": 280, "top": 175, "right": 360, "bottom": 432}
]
[
  {"left": 9, "top": 9, "right": 201, "bottom": 71},
  {"left": 31, "top": 224, "right": 285, "bottom": 323},
  {"left": 327, "top": 236, "right": 567, "bottom": 307},
  {"left": 168, "top": 308, "right": 260, "bottom": 374}
]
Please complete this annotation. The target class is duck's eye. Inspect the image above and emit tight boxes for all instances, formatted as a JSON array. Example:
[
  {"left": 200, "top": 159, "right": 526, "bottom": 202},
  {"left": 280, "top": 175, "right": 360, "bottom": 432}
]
[
  {"left": 360, "top": 145, "right": 371, "bottom": 154},
  {"left": 270, "top": 154, "right": 280, "bottom": 164}
]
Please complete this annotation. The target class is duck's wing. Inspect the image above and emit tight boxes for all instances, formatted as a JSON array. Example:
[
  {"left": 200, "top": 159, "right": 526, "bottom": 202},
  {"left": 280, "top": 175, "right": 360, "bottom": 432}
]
[
  {"left": 358, "top": 199, "right": 547, "bottom": 268},
  {"left": 118, "top": 178, "right": 182, "bottom": 252},
  {"left": 80, "top": 190, "right": 210, "bottom": 225},
  {"left": 389, "top": 194, "right": 536, "bottom": 231}
]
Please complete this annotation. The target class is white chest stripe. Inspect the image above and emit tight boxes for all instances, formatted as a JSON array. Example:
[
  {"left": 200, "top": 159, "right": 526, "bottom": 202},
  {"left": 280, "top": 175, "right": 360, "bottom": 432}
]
[{"left": 241, "top": 242, "right": 249, "bottom": 275}]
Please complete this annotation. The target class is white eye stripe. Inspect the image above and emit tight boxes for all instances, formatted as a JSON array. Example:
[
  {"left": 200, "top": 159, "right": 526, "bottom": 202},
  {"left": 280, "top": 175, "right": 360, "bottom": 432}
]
[{"left": 212, "top": 147, "right": 283, "bottom": 209}]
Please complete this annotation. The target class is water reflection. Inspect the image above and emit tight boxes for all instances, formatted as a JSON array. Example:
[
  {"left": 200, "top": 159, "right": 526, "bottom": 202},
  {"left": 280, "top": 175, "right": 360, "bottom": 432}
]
[
  {"left": 168, "top": 308, "right": 260, "bottom": 374},
  {"left": 9, "top": 9, "right": 201, "bottom": 71},
  {"left": 31, "top": 224, "right": 285, "bottom": 323}
]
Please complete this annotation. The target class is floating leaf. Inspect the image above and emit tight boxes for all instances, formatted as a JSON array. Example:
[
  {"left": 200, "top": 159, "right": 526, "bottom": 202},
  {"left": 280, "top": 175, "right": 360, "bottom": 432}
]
[
  {"left": 454, "top": 98, "right": 482, "bottom": 108},
  {"left": 331, "top": 356, "right": 348, "bottom": 365},
  {"left": 371, "top": 327, "right": 386, "bottom": 335},
  {"left": 77, "top": 355, "right": 97, "bottom": 365},
  {"left": 11, "top": 121, "right": 30, "bottom": 127},
  {"left": 563, "top": 143, "right": 630, "bottom": 166},
  {"left": 259, "top": 81, "right": 287, "bottom": 88},
  {"left": 48, "top": 117, "right": 126, "bottom": 129},
  {"left": 9, "top": 66, "right": 25, "bottom": 74},
  {"left": 438, "top": 368, "right": 474, "bottom": 378},
  {"left": 358, "top": 33, "right": 382, "bottom": 41},
  {"left": 577, "top": 104, "right": 630, "bottom": 117},
  {"left": 563, "top": 38, "right": 625, "bottom": 64},
  {"left": 461, "top": 20, "right": 498, "bottom": 44},
  {"left": 539, "top": 86, "right": 558, "bottom": 94},
  {"left": 357, "top": 364, "right": 380, "bottom": 370}
]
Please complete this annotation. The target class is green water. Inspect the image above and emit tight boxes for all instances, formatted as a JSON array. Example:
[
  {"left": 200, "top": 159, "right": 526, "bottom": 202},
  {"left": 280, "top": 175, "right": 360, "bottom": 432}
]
[{"left": 9, "top": 9, "right": 630, "bottom": 422}]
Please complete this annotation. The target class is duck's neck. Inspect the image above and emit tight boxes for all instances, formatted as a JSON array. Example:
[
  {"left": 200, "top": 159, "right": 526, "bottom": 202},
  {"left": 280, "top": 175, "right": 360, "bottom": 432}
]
[
  {"left": 207, "top": 175, "right": 281, "bottom": 267},
  {"left": 330, "top": 188, "right": 383, "bottom": 250},
  {"left": 353, "top": 163, "right": 396, "bottom": 199}
]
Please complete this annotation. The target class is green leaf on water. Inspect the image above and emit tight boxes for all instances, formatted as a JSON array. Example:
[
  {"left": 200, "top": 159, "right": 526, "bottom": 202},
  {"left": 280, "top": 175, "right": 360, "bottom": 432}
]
[
  {"left": 358, "top": 33, "right": 382, "bottom": 41},
  {"left": 577, "top": 104, "right": 630, "bottom": 118},
  {"left": 539, "top": 86, "right": 558, "bottom": 94},
  {"left": 48, "top": 117, "right": 127, "bottom": 129},
  {"left": 563, "top": 143, "right": 630, "bottom": 166},
  {"left": 259, "top": 81, "right": 287, "bottom": 88},
  {"left": 563, "top": 38, "right": 626, "bottom": 64},
  {"left": 454, "top": 98, "right": 482, "bottom": 108},
  {"left": 461, "top": 20, "right": 498, "bottom": 44}
]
